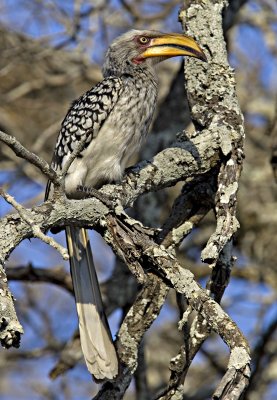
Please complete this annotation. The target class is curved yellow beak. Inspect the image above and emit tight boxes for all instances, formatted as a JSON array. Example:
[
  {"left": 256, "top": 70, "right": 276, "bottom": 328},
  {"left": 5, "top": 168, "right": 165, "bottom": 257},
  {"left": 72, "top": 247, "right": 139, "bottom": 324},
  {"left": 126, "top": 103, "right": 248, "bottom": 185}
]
[{"left": 141, "top": 33, "right": 207, "bottom": 62}]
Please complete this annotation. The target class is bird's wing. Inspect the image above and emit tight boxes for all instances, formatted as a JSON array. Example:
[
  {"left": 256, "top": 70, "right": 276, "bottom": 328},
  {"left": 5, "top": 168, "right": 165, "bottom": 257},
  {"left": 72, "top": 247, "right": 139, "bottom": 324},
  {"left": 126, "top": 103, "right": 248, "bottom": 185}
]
[
  {"left": 44, "top": 77, "right": 123, "bottom": 380},
  {"left": 45, "top": 76, "right": 123, "bottom": 200}
]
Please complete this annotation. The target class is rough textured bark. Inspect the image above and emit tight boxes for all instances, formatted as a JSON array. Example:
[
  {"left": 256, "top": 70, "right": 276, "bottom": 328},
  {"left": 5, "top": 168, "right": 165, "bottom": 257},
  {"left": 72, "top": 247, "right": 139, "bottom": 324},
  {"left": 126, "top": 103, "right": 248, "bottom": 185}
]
[
  {"left": 154, "top": 1, "right": 248, "bottom": 398},
  {"left": 0, "top": 263, "right": 23, "bottom": 348}
]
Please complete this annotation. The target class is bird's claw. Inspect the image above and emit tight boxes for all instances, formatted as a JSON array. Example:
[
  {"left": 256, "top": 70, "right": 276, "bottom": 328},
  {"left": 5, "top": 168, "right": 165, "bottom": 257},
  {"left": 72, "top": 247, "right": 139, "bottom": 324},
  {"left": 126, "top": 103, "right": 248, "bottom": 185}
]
[{"left": 77, "top": 185, "right": 115, "bottom": 208}]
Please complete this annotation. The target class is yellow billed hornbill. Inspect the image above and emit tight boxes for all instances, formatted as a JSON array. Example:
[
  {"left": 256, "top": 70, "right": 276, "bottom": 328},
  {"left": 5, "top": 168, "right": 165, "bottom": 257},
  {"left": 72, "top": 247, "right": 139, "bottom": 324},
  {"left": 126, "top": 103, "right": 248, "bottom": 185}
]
[{"left": 45, "top": 30, "right": 206, "bottom": 381}]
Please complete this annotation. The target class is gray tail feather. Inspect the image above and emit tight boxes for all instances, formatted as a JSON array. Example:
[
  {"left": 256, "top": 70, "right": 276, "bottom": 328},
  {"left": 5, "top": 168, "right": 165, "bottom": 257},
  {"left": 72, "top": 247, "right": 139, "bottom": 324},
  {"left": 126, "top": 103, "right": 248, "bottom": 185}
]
[{"left": 66, "top": 226, "right": 118, "bottom": 381}]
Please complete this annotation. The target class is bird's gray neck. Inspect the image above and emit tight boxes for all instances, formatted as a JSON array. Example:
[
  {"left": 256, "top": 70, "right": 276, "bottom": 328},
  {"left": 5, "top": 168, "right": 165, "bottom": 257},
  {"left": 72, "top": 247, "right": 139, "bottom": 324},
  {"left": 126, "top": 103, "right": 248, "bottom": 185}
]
[
  {"left": 102, "top": 58, "right": 157, "bottom": 86},
  {"left": 124, "top": 64, "right": 158, "bottom": 90}
]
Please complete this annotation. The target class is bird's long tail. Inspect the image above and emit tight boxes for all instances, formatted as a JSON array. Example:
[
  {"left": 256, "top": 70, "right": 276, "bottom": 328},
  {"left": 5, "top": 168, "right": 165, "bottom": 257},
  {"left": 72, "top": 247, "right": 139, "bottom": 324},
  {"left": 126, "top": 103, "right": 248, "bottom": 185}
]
[{"left": 65, "top": 226, "right": 118, "bottom": 381}]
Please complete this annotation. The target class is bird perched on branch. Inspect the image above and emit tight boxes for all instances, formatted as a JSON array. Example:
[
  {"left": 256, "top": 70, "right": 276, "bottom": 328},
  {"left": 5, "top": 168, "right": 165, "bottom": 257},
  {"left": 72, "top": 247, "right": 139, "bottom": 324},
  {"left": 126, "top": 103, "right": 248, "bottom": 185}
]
[{"left": 45, "top": 30, "right": 206, "bottom": 382}]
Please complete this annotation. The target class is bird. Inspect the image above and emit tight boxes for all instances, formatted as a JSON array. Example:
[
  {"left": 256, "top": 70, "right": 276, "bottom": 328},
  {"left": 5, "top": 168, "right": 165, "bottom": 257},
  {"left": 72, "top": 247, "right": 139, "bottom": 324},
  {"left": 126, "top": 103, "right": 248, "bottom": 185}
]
[{"left": 45, "top": 29, "right": 206, "bottom": 382}]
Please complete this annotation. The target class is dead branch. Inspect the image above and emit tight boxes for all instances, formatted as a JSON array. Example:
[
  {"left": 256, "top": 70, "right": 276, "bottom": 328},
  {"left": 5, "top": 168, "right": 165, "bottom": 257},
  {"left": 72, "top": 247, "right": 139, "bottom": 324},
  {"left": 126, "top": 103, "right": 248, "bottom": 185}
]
[{"left": 0, "top": 130, "right": 59, "bottom": 185}]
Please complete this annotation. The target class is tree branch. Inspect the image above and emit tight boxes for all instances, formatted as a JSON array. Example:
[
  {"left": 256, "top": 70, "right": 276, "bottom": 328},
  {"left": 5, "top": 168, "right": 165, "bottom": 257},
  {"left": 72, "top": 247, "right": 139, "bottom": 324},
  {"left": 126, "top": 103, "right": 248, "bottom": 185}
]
[
  {"left": 0, "top": 126, "right": 222, "bottom": 265},
  {"left": 156, "top": 0, "right": 248, "bottom": 398},
  {"left": 102, "top": 214, "right": 250, "bottom": 400},
  {"left": 0, "top": 130, "right": 59, "bottom": 185},
  {"left": 0, "top": 189, "right": 69, "bottom": 260}
]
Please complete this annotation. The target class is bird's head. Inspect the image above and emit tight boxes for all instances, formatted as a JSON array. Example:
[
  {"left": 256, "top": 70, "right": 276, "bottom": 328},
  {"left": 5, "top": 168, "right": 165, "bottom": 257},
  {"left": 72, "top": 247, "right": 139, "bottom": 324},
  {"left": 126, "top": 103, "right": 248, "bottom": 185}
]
[{"left": 103, "top": 29, "right": 207, "bottom": 77}]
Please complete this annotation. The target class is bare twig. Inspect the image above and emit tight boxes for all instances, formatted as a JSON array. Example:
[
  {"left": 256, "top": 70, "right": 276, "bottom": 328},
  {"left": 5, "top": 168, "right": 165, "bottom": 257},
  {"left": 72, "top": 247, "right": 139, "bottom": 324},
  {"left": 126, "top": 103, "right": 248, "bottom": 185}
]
[
  {"left": 0, "top": 189, "right": 69, "bottom": 260},
  {"left": 0, "top": 130, "right": 59, "bottom": 185},
  {"left": 6, "top": 264, "right": 73, "bottom": 294}
]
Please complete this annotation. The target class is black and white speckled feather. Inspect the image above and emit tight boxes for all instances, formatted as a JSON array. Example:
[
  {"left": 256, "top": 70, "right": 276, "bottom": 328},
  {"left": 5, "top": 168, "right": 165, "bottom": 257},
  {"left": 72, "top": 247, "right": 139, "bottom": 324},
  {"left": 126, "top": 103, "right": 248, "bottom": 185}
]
[{"left": 52, "top": 77, "right": 123, "bottom": 171}]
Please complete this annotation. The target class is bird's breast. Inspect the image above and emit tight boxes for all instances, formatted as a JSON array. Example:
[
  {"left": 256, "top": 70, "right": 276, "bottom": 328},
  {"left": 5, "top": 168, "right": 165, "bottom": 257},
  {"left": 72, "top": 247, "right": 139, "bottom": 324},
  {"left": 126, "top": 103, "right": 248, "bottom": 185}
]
[{"left": 83, "top": 79, "right": 157, "bottom": 187}]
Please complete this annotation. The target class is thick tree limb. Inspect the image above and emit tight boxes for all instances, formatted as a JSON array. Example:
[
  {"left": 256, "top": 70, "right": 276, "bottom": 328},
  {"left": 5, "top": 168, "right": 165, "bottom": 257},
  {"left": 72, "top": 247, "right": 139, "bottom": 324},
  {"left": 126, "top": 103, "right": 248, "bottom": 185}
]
[
  {"left": 181, "top": 0, "right": 244, "bottom": 267},
  {"left": 0, "top": 126, "right": 221, "bottom": 265},
  {"left": 155, "top": 0, "right": 248, "bottom": 398},
  {"left": 0, "top": 263, "right": 23, "bottom": 348}
]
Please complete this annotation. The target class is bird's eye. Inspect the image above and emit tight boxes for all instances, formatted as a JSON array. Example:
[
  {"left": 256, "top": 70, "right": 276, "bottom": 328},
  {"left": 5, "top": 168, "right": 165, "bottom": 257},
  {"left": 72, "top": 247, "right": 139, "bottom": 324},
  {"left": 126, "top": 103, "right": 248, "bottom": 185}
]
[{"left": 139, "top": 36, "right": 150, "bottom": 44}]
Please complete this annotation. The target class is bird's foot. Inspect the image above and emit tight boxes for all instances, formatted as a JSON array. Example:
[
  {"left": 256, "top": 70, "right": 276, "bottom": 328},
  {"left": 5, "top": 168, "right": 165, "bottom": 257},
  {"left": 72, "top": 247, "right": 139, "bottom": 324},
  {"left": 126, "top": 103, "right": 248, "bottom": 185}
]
[{"left": 77, "top": 185, "right": 115, "bottom": 208}]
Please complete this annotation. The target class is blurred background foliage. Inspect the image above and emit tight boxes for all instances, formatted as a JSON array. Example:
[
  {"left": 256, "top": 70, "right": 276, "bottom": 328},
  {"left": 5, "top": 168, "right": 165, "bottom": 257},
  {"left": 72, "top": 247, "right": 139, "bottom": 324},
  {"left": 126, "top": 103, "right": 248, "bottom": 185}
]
[{"left": 0, "top": 1, "right": 276, "bottom": 399}]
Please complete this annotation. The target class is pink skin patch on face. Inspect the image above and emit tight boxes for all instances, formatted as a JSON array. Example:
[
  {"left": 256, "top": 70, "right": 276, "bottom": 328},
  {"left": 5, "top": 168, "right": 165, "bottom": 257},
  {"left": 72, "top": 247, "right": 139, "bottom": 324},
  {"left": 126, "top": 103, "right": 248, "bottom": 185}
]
[
  {"left": 132, "top": 56, "right": 145, "bottom": 64},
  {"left": 131, "top": 35, "right": 153, "bottom": 64}
]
